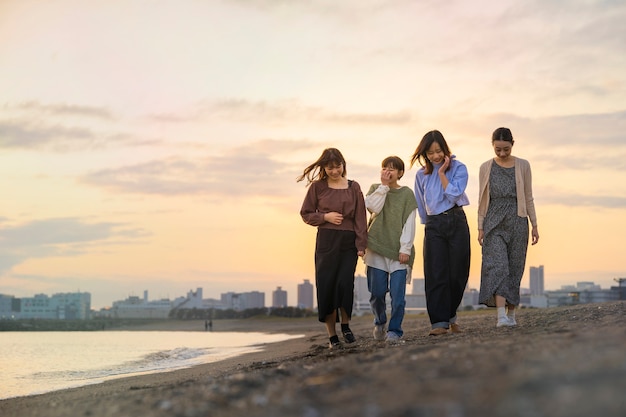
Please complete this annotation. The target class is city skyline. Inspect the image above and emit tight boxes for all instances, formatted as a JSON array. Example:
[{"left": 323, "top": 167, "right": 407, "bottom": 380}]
[
  {"left": 3, "top": 268, "right": 623, "bottom": 311},
  {"left": 1, "top": 1, "right": 625, "bottom": 310}
]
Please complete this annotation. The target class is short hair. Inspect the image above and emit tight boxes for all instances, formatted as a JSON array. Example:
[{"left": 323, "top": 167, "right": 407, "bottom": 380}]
[{"left": 381, "top": 156, "right": 405, "bottom": 172}]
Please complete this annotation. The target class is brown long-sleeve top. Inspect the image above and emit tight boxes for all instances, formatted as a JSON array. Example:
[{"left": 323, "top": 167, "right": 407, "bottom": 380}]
[{"left": 300, "top": 179, "right": 368, "bottom": 252}]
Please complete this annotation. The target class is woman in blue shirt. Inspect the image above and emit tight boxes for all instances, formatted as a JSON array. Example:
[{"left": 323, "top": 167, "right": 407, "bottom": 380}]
[{"left": 410, "top": 130, "right": 471, "bottom": 336}]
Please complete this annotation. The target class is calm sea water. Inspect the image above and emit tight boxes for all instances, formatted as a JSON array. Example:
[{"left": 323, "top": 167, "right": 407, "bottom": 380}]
[{"left": 0, "top": 331, "right": 302, "bottom": 400}]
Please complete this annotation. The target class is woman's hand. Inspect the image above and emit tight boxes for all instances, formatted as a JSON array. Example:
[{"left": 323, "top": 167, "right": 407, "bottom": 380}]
[
  {"left": 380, "top": 169, "right": 392, "bottom": 186},
  {"left": 478, "top": 229, "right": 484, "bottom": 246},
  {"left": 438, "top": 155, "right": 451, "bottom": 174},
  {"left": 531, "top": 226, "right": 539, "bottom": 245},
  {"left": 438, "top": 155, "right": 452, "bottom": 190},
  {"left": 357, "top": 250, "right": 365, "bottom": 257},
  {"left": 323, "top": 212, "right": 343, "bottom": 225}
]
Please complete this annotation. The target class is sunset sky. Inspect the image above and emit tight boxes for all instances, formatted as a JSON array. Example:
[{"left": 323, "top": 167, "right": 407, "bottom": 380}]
[{"left": 1, "top": 0, "right": 625, "bottom": 309}]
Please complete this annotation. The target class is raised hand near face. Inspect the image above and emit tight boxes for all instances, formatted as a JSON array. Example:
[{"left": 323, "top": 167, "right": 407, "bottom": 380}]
[
  {"left": 380, "top": 168, "right": 393, "bottom": 186},
  {"left": 438, "top": 155, "right": 451, "bottom": 174}
]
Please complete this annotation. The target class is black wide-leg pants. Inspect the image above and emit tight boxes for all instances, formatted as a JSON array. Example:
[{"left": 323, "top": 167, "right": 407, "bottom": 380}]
[{"left": 423, "top": 207, "right": 471, "bottom": 328}]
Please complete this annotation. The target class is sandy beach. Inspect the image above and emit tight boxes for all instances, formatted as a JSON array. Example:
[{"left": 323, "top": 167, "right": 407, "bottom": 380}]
[{"left": 1, "top": 301, "right": 625, "bottom": 417}]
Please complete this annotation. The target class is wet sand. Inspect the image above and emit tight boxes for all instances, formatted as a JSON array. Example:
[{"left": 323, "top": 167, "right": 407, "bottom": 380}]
[{"left": 1, "top": 301, "right": 625, "bottom": 417}]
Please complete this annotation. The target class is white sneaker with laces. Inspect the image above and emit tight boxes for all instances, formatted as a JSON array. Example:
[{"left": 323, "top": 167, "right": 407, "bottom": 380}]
[
  {"left": 385, "top": 331, "right": 403, "bottom": 344},
  {"left": 497, "top": 316, "right": 514, "bottom": 327},
  {"left": 507, "top": 316, "right": 517, "bottom": 326},
  {"left": 373, "top": 324, "right": 386, "bottom": 341}
]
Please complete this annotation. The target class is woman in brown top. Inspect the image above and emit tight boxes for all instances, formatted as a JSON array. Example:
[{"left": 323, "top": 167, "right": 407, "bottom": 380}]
[{"left": 298, "top": 148, "right": 367, "bottom": 349}]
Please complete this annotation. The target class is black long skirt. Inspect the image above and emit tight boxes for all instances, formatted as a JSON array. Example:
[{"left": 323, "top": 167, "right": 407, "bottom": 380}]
[{"left": 314, "top": 228, "right": 358, "bottom": 323}]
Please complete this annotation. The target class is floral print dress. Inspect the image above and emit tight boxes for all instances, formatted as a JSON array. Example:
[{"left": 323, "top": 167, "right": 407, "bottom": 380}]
[{"left": 479, "top": 163, "right": 529, "bottom": 307}]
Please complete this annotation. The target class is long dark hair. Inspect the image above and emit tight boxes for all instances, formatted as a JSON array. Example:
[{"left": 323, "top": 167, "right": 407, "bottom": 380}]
[
  {"left": 297, "top": 148, "right": 347, "bottom": 186},
  {"left": 409, "top": 130, "right": 452, "bottom": 175}
]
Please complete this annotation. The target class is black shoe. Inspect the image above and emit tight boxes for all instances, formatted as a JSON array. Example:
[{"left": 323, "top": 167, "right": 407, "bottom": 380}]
[
  {"left": 328, "top": 335, "right": 342, "bottom": 350},
  {"left": 342, "top": 328, "right": 356, "bottom": 344}
]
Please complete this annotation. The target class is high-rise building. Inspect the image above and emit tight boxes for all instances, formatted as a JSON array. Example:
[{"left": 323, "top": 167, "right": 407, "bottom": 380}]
[
  {"left": 272, "top": 287, "right": 288, "bottom": 308},
  {"left": 529, "top": 265, "right": 545, "bottom": 295},
  {"left": 297, "top": 279, "right": 314, "bottom": 309}
]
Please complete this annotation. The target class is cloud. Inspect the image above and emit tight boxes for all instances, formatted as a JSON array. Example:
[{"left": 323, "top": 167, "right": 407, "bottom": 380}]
[
  {"left": 0, "top": 101, "right": 124, "bottom": 151},
  {"left": 0, "top": 217, "right": 148, "bottom": 274},
  {"left": 0, "top": 120, "right": 97, "bottom": 149},
  {"left": 538, "top": 189, "right": 626, "bottom": 209},
  {"left": 80, "top": 139, "right": 317, "bottom": 197},
  {"left": 12, "top": 101, "right": 115, "bottom": 120},
  {"left": 147, "top": 99, "right": 413, "bottom": 127},
  {"left": 448, "top": 110, "right": 626, "bottom": 148}
]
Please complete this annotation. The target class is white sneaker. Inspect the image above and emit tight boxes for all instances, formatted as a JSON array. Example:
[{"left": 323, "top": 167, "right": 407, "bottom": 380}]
[
  {"left": 496, "top": 316, "right": 514, "bottom": 327},
  {"left": 385, "top": 331, "right": 403, "bottom": 344},
  {"left": 507, "top": 316, "right": 517, "bottom": 326},
  {"left": 373, "top": 324, "right": 386, "bottom": 341}
]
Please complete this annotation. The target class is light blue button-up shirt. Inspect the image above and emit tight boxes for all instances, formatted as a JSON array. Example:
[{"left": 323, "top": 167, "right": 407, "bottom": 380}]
[{"left": 414, "top": 157, "right": 470, "bottom": 224}]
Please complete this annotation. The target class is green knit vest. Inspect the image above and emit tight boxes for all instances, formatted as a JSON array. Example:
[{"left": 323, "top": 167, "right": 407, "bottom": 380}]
[{"left": 366, "top": 184, "right": 419, "bottom": 267}]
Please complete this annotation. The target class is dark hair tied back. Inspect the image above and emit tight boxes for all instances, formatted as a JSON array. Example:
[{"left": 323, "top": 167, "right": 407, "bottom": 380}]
[{"left": 492, "top": 127, "right": 513, "bottom": 142}]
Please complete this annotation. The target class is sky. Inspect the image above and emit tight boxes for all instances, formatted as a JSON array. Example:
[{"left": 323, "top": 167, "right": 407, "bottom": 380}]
[{"left": 1, "top": 0, "right": 625, "bottom": 310}]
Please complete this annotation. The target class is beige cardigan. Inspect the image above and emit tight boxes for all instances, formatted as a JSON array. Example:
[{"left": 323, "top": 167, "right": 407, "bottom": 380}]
[{"left": 477, "top": 157, "right": 538, "bottom": 230}]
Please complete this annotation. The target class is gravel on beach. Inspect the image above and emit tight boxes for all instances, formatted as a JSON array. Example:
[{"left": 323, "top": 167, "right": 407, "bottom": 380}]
[{"left": 1, "top": 301, "right": 625, "bottom": 417}]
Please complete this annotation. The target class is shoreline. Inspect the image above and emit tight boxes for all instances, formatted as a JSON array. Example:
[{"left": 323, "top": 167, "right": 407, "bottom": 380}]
[
  {"left": 2, "top": 302, "right": 625, "bottom": 417},
  {"left": 1, "top": 317, "right": 320, "bottom": 402}
]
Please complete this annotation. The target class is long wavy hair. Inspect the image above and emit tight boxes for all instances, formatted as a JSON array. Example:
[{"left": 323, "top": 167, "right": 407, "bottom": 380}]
[
  {"left": 409, "top": 130, "right": 452, "bottom": 175},
  {"left": 296, "top": 148, "right": 347, "bottom": 186}
]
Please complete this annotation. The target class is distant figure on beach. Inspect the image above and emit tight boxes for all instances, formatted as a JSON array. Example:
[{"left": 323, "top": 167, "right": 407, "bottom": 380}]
[
  {"left": 298, "top": 148, "right": 367, "bottom": 349},
  {"left": 209, "top": 319, "right": 213, "bottom": 331},
  {"left": 364, "top": 156, "right": 417, "bottom": 344},
  {"left": 478, "top": 127, "right": 539, "bottom": 327},
  {"left": 410, "top": 130, "right": 471, "bottom": 336}
]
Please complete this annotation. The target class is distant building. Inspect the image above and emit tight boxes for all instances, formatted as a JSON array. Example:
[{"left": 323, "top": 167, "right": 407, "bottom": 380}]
[
  {"left": 0, "top": 294, "right": 19, "bottom": 319},
  {"left": 411, "top": 278, "right": 425, "bottom": 295},
  {"left": 406, "top": 278, "right": 426, "bottom": 311},
  {"left": 461, "top": 287, "right": 479, "bottom": 308},
  {"left": 112, "top": 291, "right": 171, "bottom": 319},
  {"left": 297, "top": 279, "right": 314, "bottom": 309},
  {"left": 530, "top": 265, "right": 545, "bottom": 295},
  {"left": 353, "top": 275, "right": 370, "bottom": 312},
  {"left": 112, "top": 288, "right": 229, "bottom": 318},
  {"left": 172, "top": 288, "right": 204, "bottom": 310},
  {"left": 545, "top": 281, "right": 619, "bottom": 307},
  {"left": 19, "top": 292, "right": 91, "bottom": 320},
  {"left": 221, "top": 291, "right": 265, "bottom": 310},
  {"left": 611, "top": 278, "right": 626, "bottom": 300},
  {"left": 529, "top": 295, "right": 548, "bottom": 308},
  {"left": 272, "top": 287, "right": 288, "bottom": 308}
]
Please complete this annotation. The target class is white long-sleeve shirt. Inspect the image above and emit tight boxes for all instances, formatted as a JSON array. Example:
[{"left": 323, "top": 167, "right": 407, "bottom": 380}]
[{"left": 364, "top": 184, "right": 417, "bottom": 282}]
